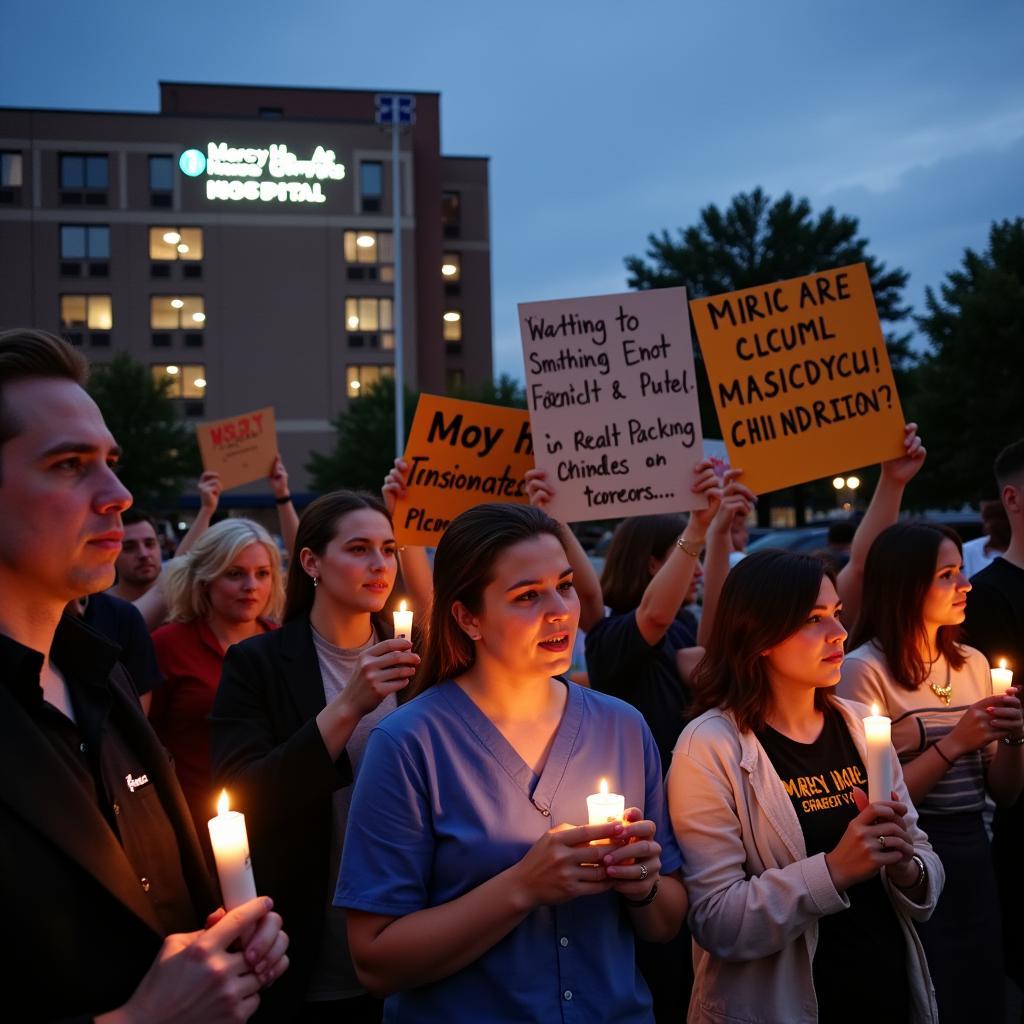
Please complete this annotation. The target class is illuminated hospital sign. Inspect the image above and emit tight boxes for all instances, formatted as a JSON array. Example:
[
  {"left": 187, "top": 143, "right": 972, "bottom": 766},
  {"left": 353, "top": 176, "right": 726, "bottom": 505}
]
[{"left": 179, "top": 143, "right": 346, "bottom": 204}]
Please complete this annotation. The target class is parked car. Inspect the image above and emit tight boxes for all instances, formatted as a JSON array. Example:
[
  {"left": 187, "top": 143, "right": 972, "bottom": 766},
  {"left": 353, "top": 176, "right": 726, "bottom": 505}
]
[{"left": 746, "top": 512, "right": 984, "bottom": 558}]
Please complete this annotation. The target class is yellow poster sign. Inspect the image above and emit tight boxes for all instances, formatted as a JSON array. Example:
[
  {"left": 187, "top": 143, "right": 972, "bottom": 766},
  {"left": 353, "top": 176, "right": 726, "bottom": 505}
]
[
  {"left": 394, "top": 394, "right": 534, "bottom": 545},
  {"left": 690, "top": 263, "right": 905, "bottom": 494}
]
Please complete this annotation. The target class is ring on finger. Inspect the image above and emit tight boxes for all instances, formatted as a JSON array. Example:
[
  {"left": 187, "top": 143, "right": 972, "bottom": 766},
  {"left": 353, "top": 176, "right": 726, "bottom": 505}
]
[
  {"left": 638, "top": 863, "right": 649, "bottom": 881},
  {"left": 878, "top": 835, "right": 887, "bottom": 850}
]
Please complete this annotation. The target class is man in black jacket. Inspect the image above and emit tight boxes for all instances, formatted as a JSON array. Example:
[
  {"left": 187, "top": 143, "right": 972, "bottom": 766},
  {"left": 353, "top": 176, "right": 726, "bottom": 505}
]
[{"left": 0, "top": 328, "right": 288, "bottom": 1022}]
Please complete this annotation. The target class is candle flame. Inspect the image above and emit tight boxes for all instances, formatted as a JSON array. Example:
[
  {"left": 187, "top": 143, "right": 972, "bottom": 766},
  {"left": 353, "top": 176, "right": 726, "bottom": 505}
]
[
  {"left": 1000, "top": 658, "right": 1007, "bottom": 670},
  {"left": 599, "top": 778, "right": 608, "bottom": 796},
  {"left": 871, "top": 703, "right": 880, "bottom": 717},
  {"left": 399, "top": 599, "right": 408, "bottom": 613},
  {"left": 217, "top": 789, "right": 230, "bottom": 816}
]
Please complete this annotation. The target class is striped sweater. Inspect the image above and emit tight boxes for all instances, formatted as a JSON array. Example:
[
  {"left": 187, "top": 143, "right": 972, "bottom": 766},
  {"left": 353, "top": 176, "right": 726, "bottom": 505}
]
[{"left": 838, "top": 642, "right": 995, "bottom": 815}]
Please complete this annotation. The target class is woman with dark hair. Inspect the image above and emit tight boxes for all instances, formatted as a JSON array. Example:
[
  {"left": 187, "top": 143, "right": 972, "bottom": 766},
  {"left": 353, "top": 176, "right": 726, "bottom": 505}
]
[
  {"left": 839, "top": 522, "right": 1024, "bottom": 1023},
  {"left": 210, "top": 490, "right": 420, "bottom": 1023},
  {"left": 669, "top": 550, "right": 943, "bottom": 1024},
  {"left": 336, "top": 503, "right": 687, "bottom": 1023},
  {"left": 585, "top": 462, "right": 742, "bottom": 770}
]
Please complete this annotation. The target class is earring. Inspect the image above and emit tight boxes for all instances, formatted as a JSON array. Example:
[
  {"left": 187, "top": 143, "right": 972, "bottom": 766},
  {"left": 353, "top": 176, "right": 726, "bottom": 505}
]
[{"left": 312, "top": 576, "right": 320, "bottom": 588}]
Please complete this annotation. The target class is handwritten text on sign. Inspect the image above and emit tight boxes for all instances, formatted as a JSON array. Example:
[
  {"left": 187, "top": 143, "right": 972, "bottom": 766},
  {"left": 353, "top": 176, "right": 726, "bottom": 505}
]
[
  {"left": 195, "top": 406, "right": 278, "bottom": 492},
  {"left": 690, "top": 264, "right": 905, "bottom": 494},
  {"left": 394, "top": 394, "right": 534, "bottom": 545},
  {"left": 518, "top": 287, "right": 706, "bottom": 523}
]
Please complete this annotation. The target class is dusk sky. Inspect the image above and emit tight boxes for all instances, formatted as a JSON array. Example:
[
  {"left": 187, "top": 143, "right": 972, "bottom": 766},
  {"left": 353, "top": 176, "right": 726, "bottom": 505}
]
[{"left": 4, "top": 0, "right": 1021, "bottom": 381}]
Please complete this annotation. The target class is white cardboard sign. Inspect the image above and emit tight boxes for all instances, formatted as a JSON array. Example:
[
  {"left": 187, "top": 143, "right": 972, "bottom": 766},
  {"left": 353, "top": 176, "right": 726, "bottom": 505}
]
[{"left": 518, "top": 287, "right": 706, "bottom": 523}]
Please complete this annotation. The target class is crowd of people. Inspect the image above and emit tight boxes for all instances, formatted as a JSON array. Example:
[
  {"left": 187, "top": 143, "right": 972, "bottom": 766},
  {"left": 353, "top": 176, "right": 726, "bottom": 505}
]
[{"left": 2, "top": 326, "right": 1022, "bottom": 1023}]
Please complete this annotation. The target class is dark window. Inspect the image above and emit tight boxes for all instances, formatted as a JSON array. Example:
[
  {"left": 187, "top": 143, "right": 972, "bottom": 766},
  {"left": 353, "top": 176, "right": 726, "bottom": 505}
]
[
  {"left": 0, "top": 152, "right": 23, "bottom": 187},
  {"left": 149, "top": 155, "right": 174, "bottom": 192},
  {"left": 61, "top": 154, "right": 108, "bottom": 190},
  {"left": 361, "top": 161, "right": 383, "bottom": 211},
  {"left": 442, "top": 191, "right": 461, "bottom": 238},
  {"left": 60, "top": 225, "right": 110, "bottom": 260}
]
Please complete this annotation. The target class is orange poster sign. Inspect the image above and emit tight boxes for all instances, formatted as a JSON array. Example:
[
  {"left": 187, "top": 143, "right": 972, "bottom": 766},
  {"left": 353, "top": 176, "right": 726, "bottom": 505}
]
[
  {"left": 393, "top": 394, "right": 534, "bottom": 545},
  {"left": 690, "top": 263, "right": 905, "bottom": 494},
  {"left": 195, "top": 406, "right": 278, "bottom": 491}
]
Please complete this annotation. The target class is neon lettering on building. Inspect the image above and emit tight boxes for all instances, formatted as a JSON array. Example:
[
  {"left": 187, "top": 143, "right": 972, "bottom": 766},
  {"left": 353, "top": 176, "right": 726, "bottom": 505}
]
[{"left": 182, "top": 143, "right": 346, "bottom": 204}]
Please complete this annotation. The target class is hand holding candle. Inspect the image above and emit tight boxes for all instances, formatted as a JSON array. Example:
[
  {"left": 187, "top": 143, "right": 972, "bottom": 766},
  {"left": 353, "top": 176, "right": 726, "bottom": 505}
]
[
  {"left": 863, "top": 704, "right": 894, "bottom": 805},
  {"left": 393, "top": 599, "right": 413, "bottom": 641},
  {"left": 208, "top": 789, "right": 257, "bottom": 910},
  {"left": 586, "top": 778, "right": 624, "bottom": 846},
  {"left": 991, "top": 659, "right": 1014, "bottom": 696}
]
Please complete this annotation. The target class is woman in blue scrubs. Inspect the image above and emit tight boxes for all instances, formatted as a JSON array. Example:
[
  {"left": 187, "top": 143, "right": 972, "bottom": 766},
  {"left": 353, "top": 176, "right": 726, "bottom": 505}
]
[{"left": 336, "top": 502, "right": 687, "bottom": 1023}]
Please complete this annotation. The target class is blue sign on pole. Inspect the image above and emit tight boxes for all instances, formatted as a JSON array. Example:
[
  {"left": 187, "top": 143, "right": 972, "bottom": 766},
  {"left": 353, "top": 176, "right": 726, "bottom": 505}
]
[{"left": 375, "top": 94, "right": 416, "bottom": 126}]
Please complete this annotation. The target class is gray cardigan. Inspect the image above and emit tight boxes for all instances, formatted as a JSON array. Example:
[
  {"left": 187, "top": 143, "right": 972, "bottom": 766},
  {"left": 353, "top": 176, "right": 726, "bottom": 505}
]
[{"left": 668, "top": 698, "right": 943, "bottom": 1024}]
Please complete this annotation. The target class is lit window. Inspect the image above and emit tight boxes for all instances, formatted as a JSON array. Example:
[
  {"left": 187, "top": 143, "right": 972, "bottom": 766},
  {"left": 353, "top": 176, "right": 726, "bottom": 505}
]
[
  {"left": 343, "top": 230, "right": 394, "bottom": 281},
  {"left": 150, "top": 295, "right": 206, "bottom": 330},
  {"left": 344, "top": 296, "right": 391, "bottom": 348},
  {"left": 60, "top": 294, "right": 112, "bottom": 330},
  {"left": 360, "top": 161, "right": 383, "bottom": 208},
  {"left": 149, "top": 226, "right": 203, "bottom": 261},
  {"left": 60, "top": 154, "right": 108, "bottom": 190},
  {"left": 149, "top": 155, "right": 174, "bottom": 192},
  {"left": 442, "top": 191, "right": 461, "bottom": 237},
  {"left": 153, "top": 363, "right": 207, "bottom": 399},
  {"left": 441, "top": 253, "right": 461, "bottom": 281},
  {"left": 346, "top": 364, "right": 394, "bottom": 397},
  {"left": 443, "top": 310, "right": 462, "bottom": 342},
  {"left": 447, "top": 368, "right": 465, "bottom": 393},
  {"left": 0, "top": 152, "right": 23, "bottom": 187},
  {"left": 60, "top": 225, "right": 110, "bottom": 261}
]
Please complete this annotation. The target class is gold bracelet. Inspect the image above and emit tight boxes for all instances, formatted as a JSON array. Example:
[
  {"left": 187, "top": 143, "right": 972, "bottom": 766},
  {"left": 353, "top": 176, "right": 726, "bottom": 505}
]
[{"left": 675, "top": 535, "right": 703, "bottom": 559}]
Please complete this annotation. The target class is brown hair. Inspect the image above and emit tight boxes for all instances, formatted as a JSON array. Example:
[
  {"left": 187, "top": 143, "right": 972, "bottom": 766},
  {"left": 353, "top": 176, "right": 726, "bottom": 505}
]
[
  {"left": 412, "top": 503, "right": 564, "bottom": 696},
  {"left": 600, "top": 513, "right": 686, "bottom": 613},
  {"left": 849, "top": 522, "right": 967, "bottom": 691},
  {"left": 689, "top": 549, "right": 838, "bottom": 733},
  {"left": 0, "top": 329, "right": 89, "bottom": 471},
  {"left": 283, "top": 490, "right": 392, "bottom": 623}
]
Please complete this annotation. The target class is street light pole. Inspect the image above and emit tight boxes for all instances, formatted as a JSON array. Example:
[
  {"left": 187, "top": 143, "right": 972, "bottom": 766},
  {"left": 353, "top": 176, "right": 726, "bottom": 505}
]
[
  {"left": 391, "top": 119, "right": 404, "bottom": 460},
  {"left": 374, "top": 93, "right": 416, "bottom": 459}
]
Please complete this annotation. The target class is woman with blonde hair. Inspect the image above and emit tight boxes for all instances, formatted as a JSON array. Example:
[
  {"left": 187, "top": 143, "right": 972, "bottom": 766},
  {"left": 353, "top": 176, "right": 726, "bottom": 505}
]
[{"left": 150, "top": 518, "right": 283, "bottom": 846}]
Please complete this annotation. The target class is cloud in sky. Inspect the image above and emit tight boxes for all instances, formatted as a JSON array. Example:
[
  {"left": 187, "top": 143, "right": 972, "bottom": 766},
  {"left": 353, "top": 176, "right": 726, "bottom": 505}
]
[{"left": 2, "top": 0, "right": 1020, "bottom": 381}]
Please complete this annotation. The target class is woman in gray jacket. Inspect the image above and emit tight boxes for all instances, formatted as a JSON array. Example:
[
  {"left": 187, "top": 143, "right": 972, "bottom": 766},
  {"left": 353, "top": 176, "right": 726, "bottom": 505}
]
[{"left": 668, "top": 550, "right": 943, "bottom": 1024}]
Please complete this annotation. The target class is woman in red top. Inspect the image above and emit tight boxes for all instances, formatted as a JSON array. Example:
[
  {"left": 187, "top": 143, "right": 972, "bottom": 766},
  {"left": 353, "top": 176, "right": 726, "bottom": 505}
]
[{"left": 150, "top": 518, "right": 284, "bottom": 849}]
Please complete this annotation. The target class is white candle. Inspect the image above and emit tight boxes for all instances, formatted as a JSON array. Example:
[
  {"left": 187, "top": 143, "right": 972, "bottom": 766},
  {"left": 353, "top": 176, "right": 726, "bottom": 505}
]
[
  {"left": 393, "top": 600, "right": 413, "bottom": 641},
  {"left": 991, "top": 659, "right": 1014, "bottom": 696},
  {"left": 208, "top": 789, "right": 257, "bottom": 910},
  {"left": 863, "top": 704, "right": 893, "bottom": 805},
  {"left": 586, "top": 778, "right": 624, "bottom": 845}
]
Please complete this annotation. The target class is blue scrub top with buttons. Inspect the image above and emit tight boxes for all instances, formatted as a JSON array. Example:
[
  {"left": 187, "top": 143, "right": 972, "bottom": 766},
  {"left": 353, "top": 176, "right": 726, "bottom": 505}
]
[{"left": 335, "top": 678, "right": 682, "bottom": 1024}]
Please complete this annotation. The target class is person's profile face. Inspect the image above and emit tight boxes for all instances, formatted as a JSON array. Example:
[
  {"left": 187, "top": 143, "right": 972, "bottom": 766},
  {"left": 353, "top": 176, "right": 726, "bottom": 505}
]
[
  {"left": 921, "top": 538, "right": 970, "bottom": 631},
  {"left": 0, "top": 377, "right": 131, "bottom": 605},
  {"left": 761, "top": 577, "right": 847, "bottom": 693}
]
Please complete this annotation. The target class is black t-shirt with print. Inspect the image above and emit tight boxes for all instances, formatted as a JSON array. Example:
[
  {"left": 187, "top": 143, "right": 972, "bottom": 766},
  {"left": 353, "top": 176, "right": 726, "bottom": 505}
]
[{"left": 757, "top": 706, "right": 909, "bottom": 1022}]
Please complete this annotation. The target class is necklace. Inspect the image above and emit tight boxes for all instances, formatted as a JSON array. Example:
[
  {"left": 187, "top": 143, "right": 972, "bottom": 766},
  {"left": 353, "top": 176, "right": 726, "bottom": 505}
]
[{"left": 929, "top": 658, "right": 953, "bottom": 705}]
